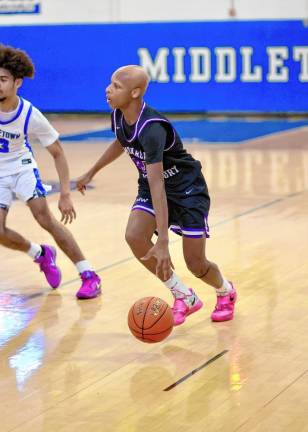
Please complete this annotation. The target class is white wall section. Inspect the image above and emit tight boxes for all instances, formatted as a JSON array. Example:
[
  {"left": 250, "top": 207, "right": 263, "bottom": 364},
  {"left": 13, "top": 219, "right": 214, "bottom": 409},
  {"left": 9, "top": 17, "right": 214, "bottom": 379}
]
[{"left": 0, "top": 0, "right": 307, "bottom": 25}]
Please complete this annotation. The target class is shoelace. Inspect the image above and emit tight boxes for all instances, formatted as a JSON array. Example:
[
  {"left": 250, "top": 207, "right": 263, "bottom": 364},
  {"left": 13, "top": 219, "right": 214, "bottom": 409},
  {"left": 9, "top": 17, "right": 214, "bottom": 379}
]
[
  {"left": 81, "top": 271, "right": 94, "bottom": 281},
  {"left": 215, "top": 303, "right": 232, "bottom": 311},
  {"left": 171, "top": 288, "right": 193, "bottom": 300},
  {"left": 173, "top": 295, "right": 195, "bottom": 312},
  {"left": 215, "top": 297, "right": 234, "bottom": 310}
]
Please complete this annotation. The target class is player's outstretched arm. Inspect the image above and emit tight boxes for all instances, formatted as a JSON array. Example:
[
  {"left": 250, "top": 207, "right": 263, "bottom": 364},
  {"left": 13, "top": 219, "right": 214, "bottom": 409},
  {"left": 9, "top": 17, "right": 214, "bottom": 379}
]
[
  {"left": 141, "top": 162, "right": 174, "bottom": 281},
  {"left": 46, "top": 140, "right": 76, "bottom": 224},
  {"left": 76, "top": 139, "right": 124, "bottom": 195}
]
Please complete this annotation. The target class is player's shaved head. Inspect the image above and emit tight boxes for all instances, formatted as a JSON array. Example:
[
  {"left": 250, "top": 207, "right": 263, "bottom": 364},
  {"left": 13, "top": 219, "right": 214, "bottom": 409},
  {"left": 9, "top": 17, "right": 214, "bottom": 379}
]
[{"left": 113, "top": 65, "right": 149, "bottom": 96}]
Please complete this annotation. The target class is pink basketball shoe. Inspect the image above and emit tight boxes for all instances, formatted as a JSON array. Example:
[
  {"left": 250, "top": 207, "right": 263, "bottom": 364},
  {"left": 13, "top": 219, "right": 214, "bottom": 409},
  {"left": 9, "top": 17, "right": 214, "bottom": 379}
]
[
  {"left": 76, "top": 271, "right": 101, "bottom": 299},
  {"left": 172, "top": 288, "right": 203, "bottom": 326},
  {"left": 211, "top": 282, "right": 237, "bottom": 322},
  {"left": 34, "top": 244, "right": 61, "bottom": 289}
]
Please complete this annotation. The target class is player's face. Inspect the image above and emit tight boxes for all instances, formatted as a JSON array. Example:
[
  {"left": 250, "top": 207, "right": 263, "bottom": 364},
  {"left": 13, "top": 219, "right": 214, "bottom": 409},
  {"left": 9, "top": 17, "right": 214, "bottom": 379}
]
[
  {"left": 0, "top": 68, "right": 21, "bottom": 102},
  {"left": 105, "top": 73, "right": 132, "bottom": 109}
]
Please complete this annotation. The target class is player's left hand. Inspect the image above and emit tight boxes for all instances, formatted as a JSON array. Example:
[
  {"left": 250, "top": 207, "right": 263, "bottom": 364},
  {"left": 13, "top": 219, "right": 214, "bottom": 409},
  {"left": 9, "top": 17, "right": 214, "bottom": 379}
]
[
  {"left": 141, "top": 241, "right": 174, "bottom": 281},
  {"left": 58, "top": 194, "right": 77, "bottom": 224}
]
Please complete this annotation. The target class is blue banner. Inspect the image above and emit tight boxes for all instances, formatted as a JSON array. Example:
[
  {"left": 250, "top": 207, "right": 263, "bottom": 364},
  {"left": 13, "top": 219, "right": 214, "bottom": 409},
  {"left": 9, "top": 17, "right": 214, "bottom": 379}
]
[{"left": 1, "top": 21, "right": 307, "bottom": 112}]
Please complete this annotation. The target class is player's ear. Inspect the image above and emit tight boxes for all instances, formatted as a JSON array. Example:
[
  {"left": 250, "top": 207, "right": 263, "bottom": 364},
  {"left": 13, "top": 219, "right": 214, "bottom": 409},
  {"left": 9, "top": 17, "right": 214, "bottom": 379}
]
[
  {"left": 15, "top": 78, "right": 23, "bottom": 90},
  {"left": 131, "top": 87, "right": 141, "bottom": 99}
]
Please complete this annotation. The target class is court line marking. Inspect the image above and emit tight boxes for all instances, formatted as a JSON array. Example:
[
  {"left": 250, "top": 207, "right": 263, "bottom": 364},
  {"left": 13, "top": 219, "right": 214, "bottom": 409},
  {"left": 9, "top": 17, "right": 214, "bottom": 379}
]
[
  {"left": 234, "top": 369, "right": 308, "bottom": 431},
  {"left": 163, "top": 349, "right": 229, "bottom": 391}
]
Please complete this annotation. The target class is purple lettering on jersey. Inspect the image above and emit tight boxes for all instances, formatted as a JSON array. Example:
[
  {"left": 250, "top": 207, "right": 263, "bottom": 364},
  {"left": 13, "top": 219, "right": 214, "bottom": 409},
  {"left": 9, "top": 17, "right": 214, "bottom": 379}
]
[{"left": 132, "top": 156, "right": 146, "bottom": 173}]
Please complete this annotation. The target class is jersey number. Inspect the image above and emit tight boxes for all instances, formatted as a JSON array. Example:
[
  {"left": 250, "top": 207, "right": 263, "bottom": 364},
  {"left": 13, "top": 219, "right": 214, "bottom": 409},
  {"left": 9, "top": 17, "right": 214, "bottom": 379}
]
[{"left": 0, "top": 138, "right": 9, "bottom": 153}]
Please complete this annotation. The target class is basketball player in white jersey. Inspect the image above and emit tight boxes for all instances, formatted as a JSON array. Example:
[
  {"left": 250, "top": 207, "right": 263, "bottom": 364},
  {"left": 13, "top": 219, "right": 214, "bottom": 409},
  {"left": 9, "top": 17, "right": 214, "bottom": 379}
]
[{"left": 0, "top": 44, "right": 101, "bottom": 299}]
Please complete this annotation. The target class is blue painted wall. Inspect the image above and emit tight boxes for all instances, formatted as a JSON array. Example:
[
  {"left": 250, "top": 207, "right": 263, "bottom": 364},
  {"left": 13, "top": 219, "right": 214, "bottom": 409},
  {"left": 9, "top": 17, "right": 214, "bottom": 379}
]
[{"left": 1, "top": 21, "right": 307, "bottom": 112}]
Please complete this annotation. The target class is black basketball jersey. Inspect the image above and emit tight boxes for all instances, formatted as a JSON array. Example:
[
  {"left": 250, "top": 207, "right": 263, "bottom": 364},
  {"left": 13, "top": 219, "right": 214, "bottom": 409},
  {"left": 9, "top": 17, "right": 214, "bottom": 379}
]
[{"left": 111, "top": 103, "right": 205, "bottom": 198}]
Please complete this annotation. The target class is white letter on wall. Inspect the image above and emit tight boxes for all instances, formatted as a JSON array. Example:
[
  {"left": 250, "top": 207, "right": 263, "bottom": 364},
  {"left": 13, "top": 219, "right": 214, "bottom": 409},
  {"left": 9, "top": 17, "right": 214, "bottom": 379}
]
[
  {"left": 138, "top": 48, "right": 169, "bottom": 82},
  {"left": 267, "top": 47, "right": 289, "bottom": 82},
  {"left": 293, "top": 46, "right": 308, "bottom": 82},
  {"left": 172, "top": 47, "right": 186, "bottom": 82},
  {"left": 240, "top": 47, "right": 262, "bottom": 82},
  {"left": 215, "top": 47, "right": 236, "bottom": 82},
  {"left": 189, "top": 48, "right": 211, "bottom": 82}
]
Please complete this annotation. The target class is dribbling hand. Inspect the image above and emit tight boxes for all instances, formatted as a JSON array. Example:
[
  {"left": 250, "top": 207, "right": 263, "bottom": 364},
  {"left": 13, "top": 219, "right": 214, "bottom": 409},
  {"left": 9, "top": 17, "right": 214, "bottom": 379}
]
[{"left": 141, "top": 241, "right": 174, "bottom": 281}]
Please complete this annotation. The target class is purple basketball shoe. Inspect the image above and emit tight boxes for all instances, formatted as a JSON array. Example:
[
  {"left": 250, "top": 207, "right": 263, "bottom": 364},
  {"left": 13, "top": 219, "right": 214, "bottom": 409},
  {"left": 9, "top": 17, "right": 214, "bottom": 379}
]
[
  {"left": 76, "top": 271, "right": 101, "bottom": 299},
  {"left": 34, "top": 244, "right": 62, "bottom": 289}
]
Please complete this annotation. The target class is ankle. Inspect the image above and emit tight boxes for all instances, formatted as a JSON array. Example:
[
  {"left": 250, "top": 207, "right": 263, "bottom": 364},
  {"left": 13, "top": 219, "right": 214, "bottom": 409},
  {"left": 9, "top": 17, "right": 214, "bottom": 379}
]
[
  {"left": 165, "top": 273, "right": 191, "bottom": 298},
  {"left": 216, "top": 278, "right": 233, "bottom": 296},
  {"left": 28, "top": 242, "right": 42, "bottom": 260},
  {"left": 76, "top": 260, "right": 93, "bottom": 274}
]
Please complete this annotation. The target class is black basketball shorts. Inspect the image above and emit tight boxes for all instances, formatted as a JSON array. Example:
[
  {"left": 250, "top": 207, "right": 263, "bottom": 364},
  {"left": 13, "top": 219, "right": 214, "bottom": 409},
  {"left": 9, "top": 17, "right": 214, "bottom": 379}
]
[{"left": 132, "top": 188, "right": 210, "bottom": 238}]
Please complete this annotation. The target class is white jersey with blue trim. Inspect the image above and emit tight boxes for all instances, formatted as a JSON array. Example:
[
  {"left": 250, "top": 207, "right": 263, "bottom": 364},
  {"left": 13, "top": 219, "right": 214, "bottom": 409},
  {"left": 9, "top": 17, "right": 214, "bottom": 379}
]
[{"left": 0, "top": 97, "right": 59, "bottom": 177}]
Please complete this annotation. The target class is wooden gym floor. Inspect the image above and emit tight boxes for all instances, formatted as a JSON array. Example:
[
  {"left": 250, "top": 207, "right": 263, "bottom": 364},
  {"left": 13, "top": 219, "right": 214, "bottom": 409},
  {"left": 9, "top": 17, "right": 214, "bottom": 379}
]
[{"left": 0, "top": 118, "right": 308, "bottom": 431}]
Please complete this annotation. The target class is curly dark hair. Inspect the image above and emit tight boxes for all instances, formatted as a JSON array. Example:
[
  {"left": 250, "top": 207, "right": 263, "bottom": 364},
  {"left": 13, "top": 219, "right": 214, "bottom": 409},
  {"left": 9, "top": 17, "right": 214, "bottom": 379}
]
[{"left": 0, "top": 44, "right": 35, "bottom": 79}]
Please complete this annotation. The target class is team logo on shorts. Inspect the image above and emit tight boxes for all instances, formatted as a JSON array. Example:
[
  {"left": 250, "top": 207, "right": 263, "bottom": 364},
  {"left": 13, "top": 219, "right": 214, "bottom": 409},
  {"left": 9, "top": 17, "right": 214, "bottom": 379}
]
[{"left": 136, "top": 197, "right": 149, "bottom": 203}]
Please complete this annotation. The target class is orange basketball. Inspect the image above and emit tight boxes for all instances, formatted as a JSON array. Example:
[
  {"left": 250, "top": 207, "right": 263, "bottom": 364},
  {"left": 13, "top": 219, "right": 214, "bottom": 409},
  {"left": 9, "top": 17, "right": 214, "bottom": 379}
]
[{"left": 128, "top": 297, "right": 174, "bottom": 343}]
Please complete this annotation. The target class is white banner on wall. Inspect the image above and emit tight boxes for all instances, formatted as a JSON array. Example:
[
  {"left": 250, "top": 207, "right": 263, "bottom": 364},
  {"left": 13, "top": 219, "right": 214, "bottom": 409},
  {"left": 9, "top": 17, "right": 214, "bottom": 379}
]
[
  {"left": 0, "top": 0, "right": 40, "bottom": 14},
  {"left": 0, "top": 0, "right": 306, "bottom": 24}
]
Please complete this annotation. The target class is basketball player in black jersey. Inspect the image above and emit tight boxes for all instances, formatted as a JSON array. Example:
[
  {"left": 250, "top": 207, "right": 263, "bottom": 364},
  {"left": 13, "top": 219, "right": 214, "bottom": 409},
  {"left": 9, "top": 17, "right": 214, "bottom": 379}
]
[{"left": 77, "top": 65, "right": 237, "bottom": 324}]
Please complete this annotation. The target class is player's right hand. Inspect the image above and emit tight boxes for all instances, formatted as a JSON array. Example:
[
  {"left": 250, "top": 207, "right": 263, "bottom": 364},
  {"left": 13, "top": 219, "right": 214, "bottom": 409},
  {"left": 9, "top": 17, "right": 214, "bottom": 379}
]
[
  {"left": 141, "top": 241, "right": 174, "bottom": 281},
  {"left": 76, "top": 173, "right": 93, "bottom": 195}
]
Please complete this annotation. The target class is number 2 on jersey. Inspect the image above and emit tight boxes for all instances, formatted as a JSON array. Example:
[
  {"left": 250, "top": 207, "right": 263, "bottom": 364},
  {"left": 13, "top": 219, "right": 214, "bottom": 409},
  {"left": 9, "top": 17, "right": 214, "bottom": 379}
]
[{"left": 0, "top": 138, "right": 9, "bottom": 153}]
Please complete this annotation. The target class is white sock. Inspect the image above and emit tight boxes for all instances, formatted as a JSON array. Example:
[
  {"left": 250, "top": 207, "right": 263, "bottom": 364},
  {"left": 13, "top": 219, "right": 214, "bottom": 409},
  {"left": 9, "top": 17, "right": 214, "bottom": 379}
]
[
  {"left": 28, "top": 242, "right": 42, "bottom": 260},
  {"left": 76, "top": 260, "right": 93, "bottom": 274},
  {"left": 164, "top": 272, "right": 192, "bottom": 299},
  {"left": 216, "top": 278, "right": 233, "bottom": 296}
]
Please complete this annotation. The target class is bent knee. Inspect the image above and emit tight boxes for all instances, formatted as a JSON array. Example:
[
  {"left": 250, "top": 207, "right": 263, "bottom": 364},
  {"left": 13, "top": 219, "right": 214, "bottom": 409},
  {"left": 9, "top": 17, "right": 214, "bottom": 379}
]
[
  {"left": 125, "top": 228, "right": 141, "bottom": 247},
  {"left": 125, "top": 226, "right": 150, "bottom": 248},
  {"left": 33, "top": 209, "right": 54, "bottom": 230},
  {"left": 186, "top": 257, "right": 210, "bottom": 277}
]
